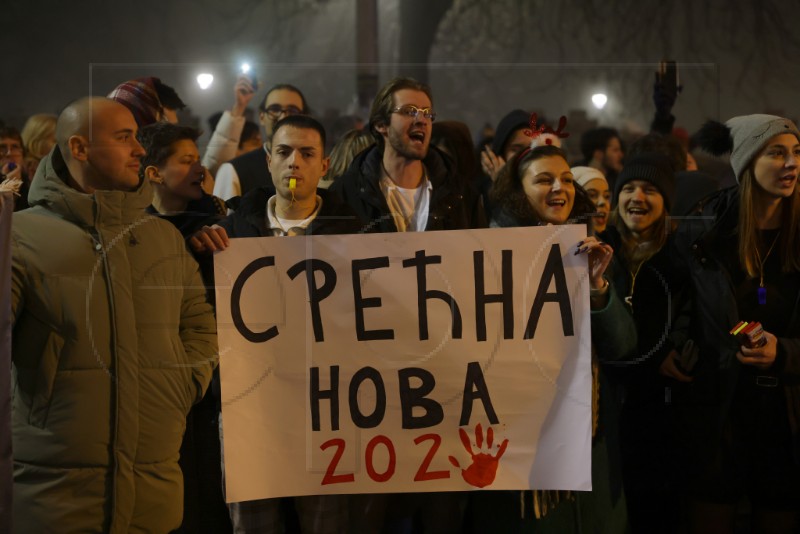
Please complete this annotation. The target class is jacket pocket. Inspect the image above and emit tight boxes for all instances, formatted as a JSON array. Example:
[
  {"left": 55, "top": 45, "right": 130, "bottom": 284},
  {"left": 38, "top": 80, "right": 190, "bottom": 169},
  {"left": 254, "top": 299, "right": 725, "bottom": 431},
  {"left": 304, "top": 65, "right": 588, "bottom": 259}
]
[
  {"left": 170, "top": 335, "right": 196, "bottom": 411},
  {"left": 28, "top": 329, "right": 65, "bottom": 428}
]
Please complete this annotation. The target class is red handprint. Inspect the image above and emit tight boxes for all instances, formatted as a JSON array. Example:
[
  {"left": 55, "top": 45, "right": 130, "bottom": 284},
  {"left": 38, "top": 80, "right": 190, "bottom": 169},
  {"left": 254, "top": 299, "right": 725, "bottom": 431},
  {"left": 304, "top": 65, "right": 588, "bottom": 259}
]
[{"left": 448, "top": 423, "right": 508, "bottom": 488}]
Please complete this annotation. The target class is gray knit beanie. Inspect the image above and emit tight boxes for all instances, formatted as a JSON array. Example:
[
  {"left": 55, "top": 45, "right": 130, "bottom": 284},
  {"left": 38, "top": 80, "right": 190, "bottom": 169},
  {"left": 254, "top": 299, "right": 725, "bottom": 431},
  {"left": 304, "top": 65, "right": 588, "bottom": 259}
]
[
  {"left": 728, "top": 114, "right": 800, "bottom": 180},
  {"left": 695, "top": 114, "right": 800, "bottom": 182}
]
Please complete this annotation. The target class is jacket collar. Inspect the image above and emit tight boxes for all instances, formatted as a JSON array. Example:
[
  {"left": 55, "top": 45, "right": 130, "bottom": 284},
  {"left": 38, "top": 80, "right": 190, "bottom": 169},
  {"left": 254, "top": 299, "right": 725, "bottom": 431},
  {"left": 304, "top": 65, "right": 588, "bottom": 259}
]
[
  {"left": 696, "top": 186, "right": 739, "bottom": 259},
  {"left": 233, "top": 187, "right": 342, "bottom": 237},
  {"left": 28, "top": 146, "right": 153, "bottom": 229},
  {"left": 357, "top": 145, "right": 452, "bottom": 195}
]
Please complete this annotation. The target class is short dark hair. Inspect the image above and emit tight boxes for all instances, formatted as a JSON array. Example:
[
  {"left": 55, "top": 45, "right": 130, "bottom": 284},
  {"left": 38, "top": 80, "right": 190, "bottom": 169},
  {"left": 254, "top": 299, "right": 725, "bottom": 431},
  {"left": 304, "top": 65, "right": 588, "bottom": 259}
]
[
  {"left": 368, "top": 77, "right": 433, "bottom": 148},
  {"left": 153, "top": 79, "right": 186, "bottom": 111},
  {"left": 271, "top": 115, "right": 326, "bottom": 153},
  {"left": 580, "top": 127, "right": 620, "bottom": 162},
  {"left": 137, "top": 122, "right": 200, "bottom": 171},
  {"left": 0, "top": 126, "right": 23, "bottom": 145},
  {"left": 259, "top": 84, "right": 308, "bottom": 114},
  {"left": 239, "top": 120, "right": 261, "bottom": 149}
]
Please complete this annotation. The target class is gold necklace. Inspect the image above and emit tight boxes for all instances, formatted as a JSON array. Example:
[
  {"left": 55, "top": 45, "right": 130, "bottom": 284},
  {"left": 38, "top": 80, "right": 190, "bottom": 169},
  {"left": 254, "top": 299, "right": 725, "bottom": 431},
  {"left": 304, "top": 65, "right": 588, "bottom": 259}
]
[
  {"left": 754, "top": 230, "right": 780, "bottom": 305},
  {"left": 624, "top": 261, "right": 644, "bottom": 307},
  {"left": 623, "top": 238, "right": 654, "bottom": 307}
]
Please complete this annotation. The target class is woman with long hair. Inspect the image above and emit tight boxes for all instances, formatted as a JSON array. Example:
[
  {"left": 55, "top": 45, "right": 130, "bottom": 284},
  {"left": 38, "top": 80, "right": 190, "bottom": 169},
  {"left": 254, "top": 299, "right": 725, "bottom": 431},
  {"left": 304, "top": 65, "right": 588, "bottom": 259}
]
[
  {"left": 600, "top": 152, "right": 688, "bottom": 533},
  {"left": 677, "top": 115, "right": 800, "bottom": 533}
]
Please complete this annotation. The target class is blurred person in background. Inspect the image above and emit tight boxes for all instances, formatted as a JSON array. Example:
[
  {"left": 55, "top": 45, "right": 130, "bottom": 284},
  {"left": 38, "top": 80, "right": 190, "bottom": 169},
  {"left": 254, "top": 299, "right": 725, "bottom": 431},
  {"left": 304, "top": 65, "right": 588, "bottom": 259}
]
[
  {"left": 581, "top": 127, "right": 624, "bottom": 190},
  {"left": 321, "top": 128, "right": 374, "bottom": 188},
  {"left": 21, "top": 113, "right": 57, "bottom": 179},
  {"left": 573, "top": 166, "right": 611, "bottom": 233},
  {"left": 213, "top": 83, "right": 308, "bottom": 203},
  {"left": 0, "top": 126, "right": 26, "bottom": 210}
]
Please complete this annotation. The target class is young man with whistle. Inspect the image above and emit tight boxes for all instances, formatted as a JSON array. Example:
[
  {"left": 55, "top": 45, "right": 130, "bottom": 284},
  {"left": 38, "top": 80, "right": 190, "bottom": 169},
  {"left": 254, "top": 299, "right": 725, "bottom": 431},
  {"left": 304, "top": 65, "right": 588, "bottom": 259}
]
[
  {"left": 192, "top": 114, "right": 358, "bottom": 248},
  {"left": 191, "top": 114, "right": 360, "bottom": 533}
]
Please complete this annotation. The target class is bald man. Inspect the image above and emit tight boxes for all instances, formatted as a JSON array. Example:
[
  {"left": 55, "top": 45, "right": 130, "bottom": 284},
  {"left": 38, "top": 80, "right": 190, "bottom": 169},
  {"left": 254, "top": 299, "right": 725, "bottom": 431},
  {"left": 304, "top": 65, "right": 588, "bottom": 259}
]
[{"left": 10, "top": 97, "right": 218, "bottom": 533}]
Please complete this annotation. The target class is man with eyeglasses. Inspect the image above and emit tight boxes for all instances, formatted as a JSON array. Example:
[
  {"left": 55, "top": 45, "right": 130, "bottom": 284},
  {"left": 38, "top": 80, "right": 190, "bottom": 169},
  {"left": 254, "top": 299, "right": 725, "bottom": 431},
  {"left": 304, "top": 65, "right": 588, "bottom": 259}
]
[
  {"left": 213, "top": 83, "right": 308, "bottom": 204},
  {"left": 332, "top": 76, "right": 483, "bottom": 234},
  {"left": 330, "top": 76, "right": 484, "bottom": 532}
]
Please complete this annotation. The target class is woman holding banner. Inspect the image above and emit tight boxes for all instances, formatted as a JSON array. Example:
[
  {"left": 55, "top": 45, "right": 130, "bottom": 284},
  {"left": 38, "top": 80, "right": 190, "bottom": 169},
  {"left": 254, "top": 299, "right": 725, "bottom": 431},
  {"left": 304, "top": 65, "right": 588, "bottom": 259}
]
[{"left": 470, "top": 143, "right": 636, "bottom": 533}]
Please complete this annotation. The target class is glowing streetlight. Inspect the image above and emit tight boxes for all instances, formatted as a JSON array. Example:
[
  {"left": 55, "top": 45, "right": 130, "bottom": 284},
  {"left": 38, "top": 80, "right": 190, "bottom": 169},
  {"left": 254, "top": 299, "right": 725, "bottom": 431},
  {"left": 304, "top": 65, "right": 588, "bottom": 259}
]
[
  {"left": 197, "top": 73, "right": 214, "bottom": 90},
  {"left": 591, "top": 93, "right": 608, "bottom": 110}
]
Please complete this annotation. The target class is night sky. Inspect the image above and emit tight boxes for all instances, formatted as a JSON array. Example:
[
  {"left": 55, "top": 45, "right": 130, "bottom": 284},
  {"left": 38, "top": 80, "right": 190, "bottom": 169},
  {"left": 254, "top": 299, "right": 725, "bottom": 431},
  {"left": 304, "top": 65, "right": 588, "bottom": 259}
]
[{"left": 3, "top": 0, "right": 799, "bottom": 151}]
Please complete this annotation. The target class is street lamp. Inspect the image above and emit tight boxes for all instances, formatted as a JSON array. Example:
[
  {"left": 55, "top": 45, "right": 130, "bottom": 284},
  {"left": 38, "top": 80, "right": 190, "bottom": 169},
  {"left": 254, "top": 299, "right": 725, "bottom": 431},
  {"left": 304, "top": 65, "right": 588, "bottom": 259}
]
[
  {"left": 197, "top": 73, "right": 214, "bottom": 90},
  {"left": 591, "top": 93, "right": 608, "bottom": 110}
]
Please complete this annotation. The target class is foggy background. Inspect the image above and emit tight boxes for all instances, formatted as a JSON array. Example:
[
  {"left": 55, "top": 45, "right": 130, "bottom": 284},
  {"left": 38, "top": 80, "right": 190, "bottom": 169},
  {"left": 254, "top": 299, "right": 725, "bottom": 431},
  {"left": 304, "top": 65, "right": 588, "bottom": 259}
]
[{"left": 3, "top": 0, "right": 799, "bottom": 158}]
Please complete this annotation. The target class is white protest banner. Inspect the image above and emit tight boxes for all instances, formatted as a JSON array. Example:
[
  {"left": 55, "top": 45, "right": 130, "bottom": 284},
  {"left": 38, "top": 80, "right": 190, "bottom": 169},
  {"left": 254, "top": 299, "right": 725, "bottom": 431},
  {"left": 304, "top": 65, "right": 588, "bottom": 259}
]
[{"left": 215, "top": 225, "right": 591, "bottom": 503}]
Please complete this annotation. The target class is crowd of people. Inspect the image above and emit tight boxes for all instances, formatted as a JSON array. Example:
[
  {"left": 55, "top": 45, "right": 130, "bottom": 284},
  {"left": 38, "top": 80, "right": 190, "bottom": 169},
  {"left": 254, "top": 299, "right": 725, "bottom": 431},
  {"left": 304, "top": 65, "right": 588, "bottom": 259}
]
[{"left": 1, "top": 70, "right": 799, "bottom": 534}]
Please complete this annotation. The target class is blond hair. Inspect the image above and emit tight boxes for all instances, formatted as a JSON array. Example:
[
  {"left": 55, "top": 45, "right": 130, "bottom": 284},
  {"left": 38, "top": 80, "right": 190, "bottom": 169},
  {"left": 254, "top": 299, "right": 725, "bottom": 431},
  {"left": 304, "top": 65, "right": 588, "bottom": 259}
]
[
  {"left": 21, "top": 113, "right": 57, "bottom": 160},
  {"left": 324, "top": 129, "right": 375, "bottom": 183}
]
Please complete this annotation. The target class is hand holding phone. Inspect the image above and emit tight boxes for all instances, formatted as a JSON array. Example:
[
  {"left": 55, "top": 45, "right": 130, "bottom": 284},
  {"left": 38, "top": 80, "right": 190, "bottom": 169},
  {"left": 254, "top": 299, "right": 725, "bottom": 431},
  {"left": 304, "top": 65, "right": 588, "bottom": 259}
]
[{"left": 232, "top": 74, "right": 257, "bottom": 117}]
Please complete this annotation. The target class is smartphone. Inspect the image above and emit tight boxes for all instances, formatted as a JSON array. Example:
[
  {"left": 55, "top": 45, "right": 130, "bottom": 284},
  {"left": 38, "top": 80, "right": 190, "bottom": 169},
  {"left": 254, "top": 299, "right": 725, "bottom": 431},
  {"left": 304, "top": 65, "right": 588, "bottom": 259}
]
[
  {"left": 241, "top": 64, "right": 258, "bottom": 93},
  {"left": 657, "top": 60, "right": 679, "bottom": 94}
]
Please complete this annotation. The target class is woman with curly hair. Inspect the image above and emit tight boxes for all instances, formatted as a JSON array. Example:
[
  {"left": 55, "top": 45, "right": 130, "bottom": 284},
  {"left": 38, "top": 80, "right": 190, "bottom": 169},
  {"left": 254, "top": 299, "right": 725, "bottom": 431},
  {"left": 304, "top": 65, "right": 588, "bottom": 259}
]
[{"left": 471, "top": 144, "right": 633, "bottom": 533}]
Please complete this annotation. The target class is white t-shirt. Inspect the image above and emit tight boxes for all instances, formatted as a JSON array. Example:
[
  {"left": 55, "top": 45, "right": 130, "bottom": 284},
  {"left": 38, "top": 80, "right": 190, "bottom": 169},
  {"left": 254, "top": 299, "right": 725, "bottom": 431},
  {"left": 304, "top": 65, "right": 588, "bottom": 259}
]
[
  {"left": 379, "top": 173, "right": 432, "bottom": 232},
  {"left": 265, "top": 195, "right": 323, "bottom": 236}
]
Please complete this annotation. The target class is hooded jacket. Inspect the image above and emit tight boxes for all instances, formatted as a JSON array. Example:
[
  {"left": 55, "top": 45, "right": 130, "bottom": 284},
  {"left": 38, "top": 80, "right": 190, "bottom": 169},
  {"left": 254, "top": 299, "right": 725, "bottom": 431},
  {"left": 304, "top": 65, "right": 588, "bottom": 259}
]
[{"left": 10, "top": 147, "right": 217, "bottom": 533}]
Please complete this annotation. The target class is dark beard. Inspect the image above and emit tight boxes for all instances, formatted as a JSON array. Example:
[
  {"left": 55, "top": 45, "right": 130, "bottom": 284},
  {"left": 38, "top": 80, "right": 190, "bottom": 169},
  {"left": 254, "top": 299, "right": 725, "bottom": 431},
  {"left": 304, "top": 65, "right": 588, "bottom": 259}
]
[{"left": 387, "top": 127, "right": 427, "bottom": 161}]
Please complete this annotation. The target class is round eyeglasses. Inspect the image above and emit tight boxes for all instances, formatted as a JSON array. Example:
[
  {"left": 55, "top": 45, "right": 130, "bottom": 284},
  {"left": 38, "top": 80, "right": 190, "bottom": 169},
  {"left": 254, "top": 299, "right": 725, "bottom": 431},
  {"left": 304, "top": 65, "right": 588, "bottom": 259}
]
[{"left": 392, "top": 105, "right": 436, "bottom": 122}]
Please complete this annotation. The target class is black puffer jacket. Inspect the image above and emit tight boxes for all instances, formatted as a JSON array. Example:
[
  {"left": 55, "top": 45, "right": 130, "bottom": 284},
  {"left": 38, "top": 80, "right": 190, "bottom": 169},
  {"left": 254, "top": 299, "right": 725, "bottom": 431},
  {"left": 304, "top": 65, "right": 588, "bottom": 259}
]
[{"left": 330, "top": 145, "right": 486, "bottom": 232}]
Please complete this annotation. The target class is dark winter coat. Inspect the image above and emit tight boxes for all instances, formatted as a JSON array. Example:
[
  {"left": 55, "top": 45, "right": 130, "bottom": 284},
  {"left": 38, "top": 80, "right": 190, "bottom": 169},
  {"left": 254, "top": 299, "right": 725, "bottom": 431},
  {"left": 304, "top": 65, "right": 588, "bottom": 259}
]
[
  {"left": 329, "top": 145, "right": 485, "bottom": 233},
  {"left": 217, "top": 187, "right": 362, "bottom": 239},
  {"left": 601, "top": 225, "right": 686, "bottom": 386},
  {"left": 671, "top": 185, "right": 800, "bottom": 460}
]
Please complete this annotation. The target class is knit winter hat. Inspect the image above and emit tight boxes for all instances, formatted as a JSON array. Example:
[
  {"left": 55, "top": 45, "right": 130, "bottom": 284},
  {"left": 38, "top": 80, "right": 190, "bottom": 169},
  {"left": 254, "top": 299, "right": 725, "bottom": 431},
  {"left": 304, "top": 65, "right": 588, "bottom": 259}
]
[
  {"left": 614, "top": 152, "right": 675, "bottom": 210},
  {"left": 108, "top": 77, "right": 164, "bottom": 127},
  {"left": 492, "top": 109, "right": 530, "bottom": 156},
  {"left": 694, "top": 114, "right": 800, "bottom": 182},
  {"left": 571, "top": 166, "right": 607, "bottom": 189}
]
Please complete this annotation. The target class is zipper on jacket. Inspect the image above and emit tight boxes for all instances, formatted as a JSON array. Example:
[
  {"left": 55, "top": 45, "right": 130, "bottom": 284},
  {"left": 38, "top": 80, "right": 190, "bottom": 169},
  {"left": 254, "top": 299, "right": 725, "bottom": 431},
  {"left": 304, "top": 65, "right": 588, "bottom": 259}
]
[{"left": 91, "top": 228, "right": 123, "bottom": 530}]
